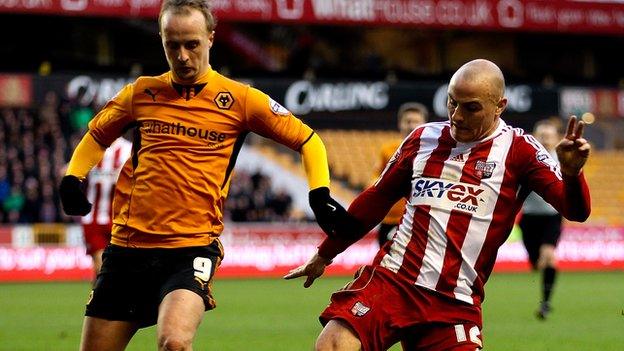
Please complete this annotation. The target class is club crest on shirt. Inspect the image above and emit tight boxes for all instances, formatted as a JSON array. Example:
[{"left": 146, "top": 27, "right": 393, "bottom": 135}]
[
  {"left": 269, "top": 97, "right": 291, "bottom": 116},
  {"left": 351, "top": 301, "right": 370, "bottom": 317},
  {"left": 214, "top": 91, "right": 235, "bottom": 110},
  {"left": 474, "top": 160, "right": 496, "bottom": 179}
]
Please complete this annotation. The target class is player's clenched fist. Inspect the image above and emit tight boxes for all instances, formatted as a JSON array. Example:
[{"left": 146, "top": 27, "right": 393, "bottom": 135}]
[{"left": 59, "top": 175, "right": 92, "bottom": 216}]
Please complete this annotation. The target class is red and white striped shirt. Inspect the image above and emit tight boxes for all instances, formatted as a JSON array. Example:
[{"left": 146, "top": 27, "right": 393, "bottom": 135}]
[
  {"left": 320, "top": 120, "right": 590, "bottom": 307},
  {"left": 82, "top": 137, "right": 133, "bottom": 226}
]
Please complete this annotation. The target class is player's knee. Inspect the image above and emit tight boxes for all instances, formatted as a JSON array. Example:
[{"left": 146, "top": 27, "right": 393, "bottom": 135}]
[
  {"left": 315, "top": 333, "right": 340, "bottom": 351},
  {"left": 315, "top": 323, "right": 360, "bottom": 351},
  {"left": 158, "top": 334, "right": 192, "bottom": 351},
  {"left": 539, "top": 251, "right": 556, "bottom": 266}
]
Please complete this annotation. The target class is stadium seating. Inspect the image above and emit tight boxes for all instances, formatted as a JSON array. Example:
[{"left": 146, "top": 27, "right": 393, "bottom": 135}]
[
  {"left": 251, "top": 141, "right": 358, "bottom": 206},
  {"left": 582, "top": 150, "right": 624, "bottom": 225},
  {"left": 318, "top": 129, "right": 401, "bottom": 190}
]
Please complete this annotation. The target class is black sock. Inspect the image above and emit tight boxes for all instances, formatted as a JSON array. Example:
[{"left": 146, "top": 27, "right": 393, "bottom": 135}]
[{"left": 542, "top": 267, "right": 557, "bottom": 303}]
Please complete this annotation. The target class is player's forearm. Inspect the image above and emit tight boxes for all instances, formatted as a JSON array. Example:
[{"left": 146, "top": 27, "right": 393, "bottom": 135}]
[
  {"left": 300, "top": 133, "right": 330, "bottom": 190},
  {"left": 318, "top": 186, "right": 396, "bottom": 259},
  {"left": 66, "top": 133, "right": 107, "bottom": 179},
  {"left": 561, "top": 172, "right": 591, "bottom": 221},
  {"left": 543, "top": 172, "right": 591, "bottom": 222}
]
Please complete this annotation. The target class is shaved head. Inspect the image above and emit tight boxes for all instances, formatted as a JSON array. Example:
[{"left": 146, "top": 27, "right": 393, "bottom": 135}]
[
  {"left": 447, "top": 59, "right": 508, "bottom": 142},
  {"left": 450, "top": 59, "right": 506, "bottom": 103}
]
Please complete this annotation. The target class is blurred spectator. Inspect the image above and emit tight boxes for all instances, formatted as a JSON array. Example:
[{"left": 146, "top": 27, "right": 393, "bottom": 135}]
[
  {"left": 0, "top": 166, "right": 10, "bottom": 204},
  {"left": 225, "top": 170, "right": 294, "bottom": 222},
  {"left": 270, "top": 189, "right": 293, "bottom": 221},
  {"left": 3, "top": 185, "right": 24, "bottom": 223},
  {"left": 19, "top": 177, "right": 40, "bottom": 222},
  {"left": 68, "top": 86, "right": 95, "bottom": 132}
]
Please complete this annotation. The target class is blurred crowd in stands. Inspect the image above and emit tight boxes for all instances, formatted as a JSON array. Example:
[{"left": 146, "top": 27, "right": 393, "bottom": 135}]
[
  {"left": 225, "top": 170, "right": 293, "bottom": 223},
  {"left": 0, "top": 91, "right": 83, "bottom": 224},
  {"left": 0, "top": 92, "right": 293, "bottom": 224}
]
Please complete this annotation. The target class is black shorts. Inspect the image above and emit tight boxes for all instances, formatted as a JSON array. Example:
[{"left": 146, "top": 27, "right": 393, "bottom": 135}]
[
  {"left": 519, "top": 214, "right": 562, "bottom": 268},
  {"left": 85, "top": 240, "right": 223, "bottom": 328}
]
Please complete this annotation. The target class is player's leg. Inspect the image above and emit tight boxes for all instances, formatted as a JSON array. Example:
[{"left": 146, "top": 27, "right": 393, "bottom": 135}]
[
  {"left": 535, "top": 214, "right": 562, "bottom": 319},
  {"left": 83, "top": 224, "right": 112, "bottom": 285},
  {"left": 79, "top": 317, "right": 138, "bottom": 351},
  {"left": 156, "top": 242, "right": 223, "bottom": 350},
  {"left": 537, "top": 244, "right": 556, "bottom": 270},
  {"left": 536, "top": 244, "right": 557, "bottom": 319},
  {"left": 519, "top": 215, "right": 540, "bottom": 269},
  {"left": 157, "top": 289, "right": 205, "bottom": 351},
  {"left": 91, "top": 248, "right": 104, "bottom": 276},
  {"left": 316, "top": 320, "right": 362, "bottom": 351},
  {"left": 82, "top": 245, "right": 154, "bottom": 350},
  {"left": 318, "top": 266, "right": 405, "bottom": 350},
  {"left": 520, "top": 214, "right": 552, "bottom": 319}
]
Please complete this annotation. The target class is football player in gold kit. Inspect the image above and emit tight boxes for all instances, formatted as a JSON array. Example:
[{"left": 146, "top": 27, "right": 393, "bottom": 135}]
[
  {"left": 59, "top": 1, "right": 343, "bottom": 349},
  {"left": 373, "top": 103, "right": 428, "bottom": 247}
]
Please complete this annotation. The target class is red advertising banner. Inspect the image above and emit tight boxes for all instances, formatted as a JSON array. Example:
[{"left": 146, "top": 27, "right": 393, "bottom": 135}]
[
  {"left": 2, "top": 1, "right": 624, "bottom": 35},
  {"left": 0, "top": 224, "right": 623, "bottom": 282},
  {"left": 494, "top": 224, "right": 624, "bottom": 271},
  {"left": 0, "top": 74, "right": 32, "bottom": 107},
  {"left": 560, "top": 87, "right": 624, "bottom": 119},
  {"left": 0, "top": 0, "right": 161, "bottom": 17},
  {"left": 0, "top": 247, "right": 93, "bottom": 281},
  {"left": 216, "top": 224, "right": 380, "bottom": 277}
]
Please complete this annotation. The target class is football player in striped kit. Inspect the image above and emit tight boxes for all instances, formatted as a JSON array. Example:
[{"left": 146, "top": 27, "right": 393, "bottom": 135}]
[
  {"left": 80, "top": 136, "right": 132, "bottom": 282},
  {"left": 286, "top": 59, "right": 591, "bottom": 351}
]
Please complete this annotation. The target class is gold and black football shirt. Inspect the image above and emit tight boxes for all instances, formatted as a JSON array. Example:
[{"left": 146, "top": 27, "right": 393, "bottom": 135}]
[{"left": 88, "top": 69, "right": 313, "bottom": 248}]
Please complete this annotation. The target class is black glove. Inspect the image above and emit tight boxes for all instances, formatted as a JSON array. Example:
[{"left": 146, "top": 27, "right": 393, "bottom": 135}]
[
  {"left": 59, "top": 175, "right": 92, "bottom": 216},
  {"left": 309, "top": 187, "right": 348, "bottom": 237}
]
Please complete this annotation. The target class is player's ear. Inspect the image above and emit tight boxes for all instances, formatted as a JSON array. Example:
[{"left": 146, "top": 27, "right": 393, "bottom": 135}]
[
  {"left": 495, "top": 97, "right": 508, "bottom": 117},
  {"left": 207, "top": 31, "right": 215, "bottom": 48}
]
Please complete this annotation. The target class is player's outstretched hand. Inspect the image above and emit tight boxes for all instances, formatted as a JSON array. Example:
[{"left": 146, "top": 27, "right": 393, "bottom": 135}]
[
  {"left": 556, "top": 116, "right": 591, "bottom": 176},
  {"left": 308, "top": 187, "right": 348, "bottom": 237},
  {"left": 59, "top": 175, "right": 92, "bottom": 216},
  {"left": 284, "top": 253, "right": 333, "bottom": 288}
]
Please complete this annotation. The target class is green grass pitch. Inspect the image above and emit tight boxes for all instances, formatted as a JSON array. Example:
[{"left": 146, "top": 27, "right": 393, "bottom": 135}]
[{"left": 0, "top": 271, "right": 622, "bottom": 350}]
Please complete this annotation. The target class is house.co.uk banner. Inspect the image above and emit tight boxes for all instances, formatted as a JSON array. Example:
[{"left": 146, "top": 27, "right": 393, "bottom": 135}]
[{"left": 2, "top": 1, "right": 624, "bottom": 35}]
